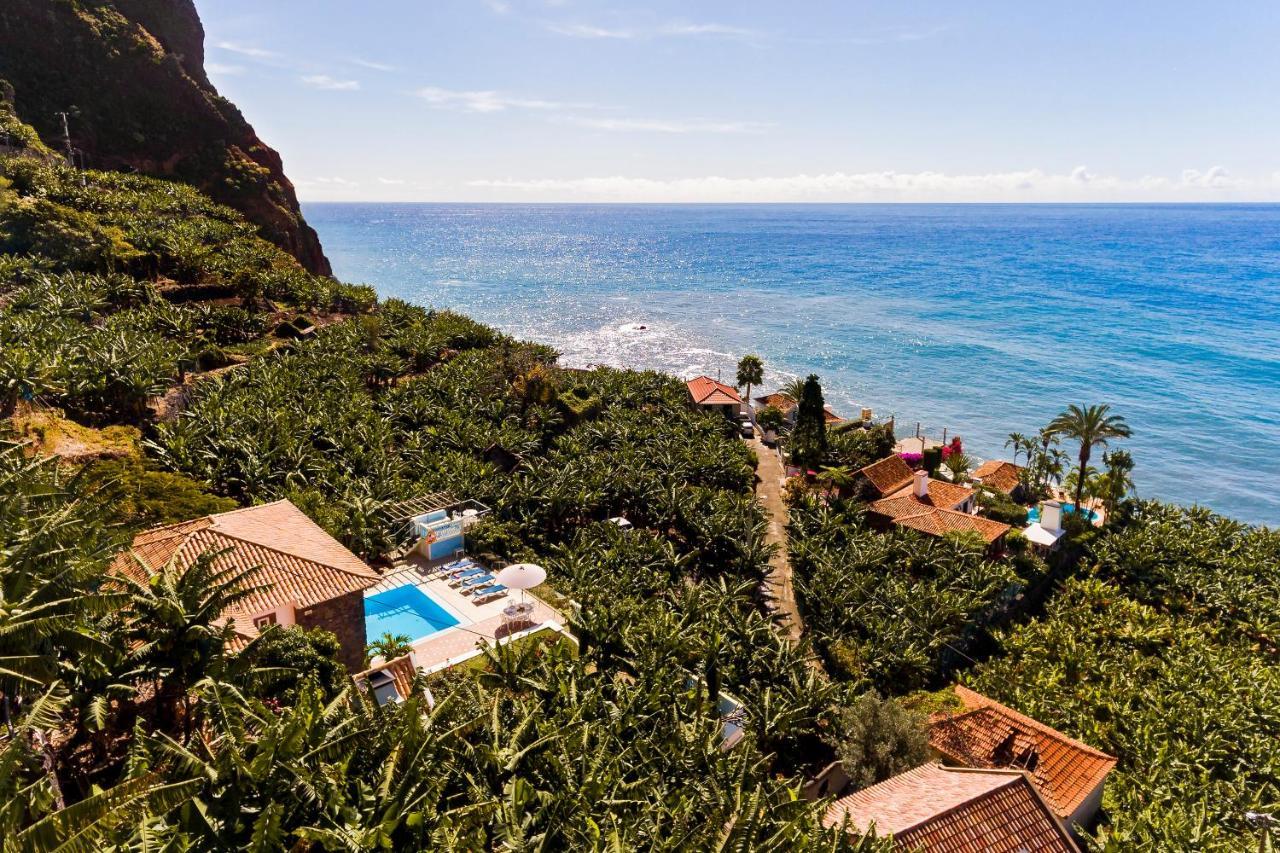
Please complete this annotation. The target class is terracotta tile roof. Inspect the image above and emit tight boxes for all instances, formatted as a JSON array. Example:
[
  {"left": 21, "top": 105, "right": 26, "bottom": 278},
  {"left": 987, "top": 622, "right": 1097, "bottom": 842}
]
[
  {"left": 355, "top": 653, "right": 421, "bottom": 702},
  {"left": 884, "top": 477, "right": 975, "bottom": 510},
  {"left": 930, "top": 686, "right": 1117, "bottom": 822},
  {"left": 754, "top": 392, "right": 842, "bottom": 422},
  {"left": 879, "top": 506, "right": 1011, "bottom": 545},
  {"left": 824, "top": 763, "right": 1077, "bottom": 852},
  {"left": 755, "top": 392, "right": 797, "bottom": 412},
  {"left": 111, "top": 500, "right": 380, "bottom": 646},
  {"left": 686, "top": 375, "right": 742, "bottom": 406},
  {"left": 858, "top": 455, "right": 916, "bottom": 495},
  {"left": 972, "top": 460, "right": 1024, "bottom": 495}
]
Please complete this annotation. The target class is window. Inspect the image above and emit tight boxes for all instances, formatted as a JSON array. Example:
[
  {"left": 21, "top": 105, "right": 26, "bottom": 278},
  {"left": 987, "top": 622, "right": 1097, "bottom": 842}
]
[{"left": 253, "top": 612, "right": 278, "bottom": 630}]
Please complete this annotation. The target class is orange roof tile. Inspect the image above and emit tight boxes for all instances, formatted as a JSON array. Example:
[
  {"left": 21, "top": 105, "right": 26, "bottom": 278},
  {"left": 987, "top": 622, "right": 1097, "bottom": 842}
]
[
  {"left": 754, "top": 392, "right": 797, "bottom": 412},
  {"left": 111, "top": 501, "right": 380, "bottom": 645},
  {"left": 883, "top": 477, "right": 975, "bottom": 510},
  {"left": 858, "top": 455, "right": 916, "bottom": 495},
  {"left": 686, "top": 376, "right": 742, "bottom": 406},
  {"left": 355, "top": 653, "right": 422, "bottom": 702},
  {"left": 972, "top": 460, "right": 1024, "bottom": 494},
  {"left": 824, "top": 763, "right": 1077, "bottom": 852},
  {"left": 930, "top": 686, "right": 1117, "bottom": 822},
  {"left": 880, "top": 506, "right": 1011, "bottom": 544}
]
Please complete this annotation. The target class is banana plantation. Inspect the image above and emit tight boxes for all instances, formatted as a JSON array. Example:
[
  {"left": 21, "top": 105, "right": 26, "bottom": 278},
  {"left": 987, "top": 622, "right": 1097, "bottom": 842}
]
[{"left": 2, "top": 145, "right": 1278, "bottom": 849}]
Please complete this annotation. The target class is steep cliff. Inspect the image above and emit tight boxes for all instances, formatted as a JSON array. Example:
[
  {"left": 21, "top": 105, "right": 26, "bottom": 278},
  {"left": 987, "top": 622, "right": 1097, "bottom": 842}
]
[{"left": 0, "top": 0, "right": 331, "bottom": 275}]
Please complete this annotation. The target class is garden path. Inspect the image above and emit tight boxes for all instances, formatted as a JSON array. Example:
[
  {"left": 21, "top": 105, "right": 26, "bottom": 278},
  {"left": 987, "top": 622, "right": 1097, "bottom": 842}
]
[{"left": 750, "top": 436, "right": 804, "bottom": 641}]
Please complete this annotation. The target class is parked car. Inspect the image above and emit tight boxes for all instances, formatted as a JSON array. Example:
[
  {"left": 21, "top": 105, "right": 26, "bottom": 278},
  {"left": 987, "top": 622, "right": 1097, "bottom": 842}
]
[{"left": 740, "top": 422, "right": 755, "bottom": 439}]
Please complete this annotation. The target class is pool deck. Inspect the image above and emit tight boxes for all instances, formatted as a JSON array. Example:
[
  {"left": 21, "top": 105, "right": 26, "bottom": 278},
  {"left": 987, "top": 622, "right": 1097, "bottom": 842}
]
[{"left": 368, "top": 556, "right": 563, "bottom": 673}]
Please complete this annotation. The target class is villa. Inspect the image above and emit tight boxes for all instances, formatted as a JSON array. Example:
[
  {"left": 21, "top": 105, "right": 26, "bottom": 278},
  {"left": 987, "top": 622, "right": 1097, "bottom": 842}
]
[
  {"left": 971, "top": 459, "right": 1025, "bottom": 496},
  {"left": 686, "top": 375, "right": 746, "bottom": 418},
  {"left": 111, "top": 500, "right": 380, "bottom": 671},
  {"left": 354, "top": 498, "right": 575, "bottom": 702},
  {"left": 856, "top": 456, "right": 1011, "bottom": 553},
  {"left": 823, "top": 762, "right": 1078, "bottom": 851},
  {"left": 752, "top": 391, "right": 845, "bottom": 425},
  {"left": 929, "top": 685, "right": 1117, "bottom": 831}
]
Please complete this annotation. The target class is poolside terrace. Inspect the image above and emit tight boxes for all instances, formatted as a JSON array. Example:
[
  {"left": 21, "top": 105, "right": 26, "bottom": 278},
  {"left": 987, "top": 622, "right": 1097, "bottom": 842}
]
[{"left": 366, "top": 554, "right": 565, "bottom": 674}]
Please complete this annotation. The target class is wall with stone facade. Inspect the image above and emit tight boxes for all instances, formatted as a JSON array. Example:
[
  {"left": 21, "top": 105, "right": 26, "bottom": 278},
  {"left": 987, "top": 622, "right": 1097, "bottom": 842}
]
[{"left": 298, "top": 591, "right": 367, "bottom": 672}]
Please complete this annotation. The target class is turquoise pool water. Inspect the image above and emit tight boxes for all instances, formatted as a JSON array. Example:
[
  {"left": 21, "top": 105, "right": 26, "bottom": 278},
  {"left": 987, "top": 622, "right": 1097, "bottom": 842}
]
[
  {"left": 364, "top": 585, "right": 460, "bottom": 644},
  {"left": 1027, "top": 504, "right": 1099, "bottom": 524}
]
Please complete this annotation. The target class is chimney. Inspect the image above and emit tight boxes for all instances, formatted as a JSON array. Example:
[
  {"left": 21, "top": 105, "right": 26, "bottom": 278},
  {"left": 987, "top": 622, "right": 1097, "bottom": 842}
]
[
  {"left": 1041, "top": 500, "right": 1063, "bottom": 533},
  {"left": 914, "top": 469, "right": 929, "bottom": 499}
]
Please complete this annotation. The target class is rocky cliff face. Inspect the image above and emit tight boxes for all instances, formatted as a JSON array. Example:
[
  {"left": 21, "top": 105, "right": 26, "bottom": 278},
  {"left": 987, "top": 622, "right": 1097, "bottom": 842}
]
[{"left": 0, "top": 0, "right": 331, "bottom": 275}]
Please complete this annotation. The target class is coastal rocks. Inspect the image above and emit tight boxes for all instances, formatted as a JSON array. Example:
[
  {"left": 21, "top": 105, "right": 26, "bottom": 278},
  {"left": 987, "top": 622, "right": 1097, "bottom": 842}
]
[{"left": 0, "top": 0, "right": 332, "bottom": 275}]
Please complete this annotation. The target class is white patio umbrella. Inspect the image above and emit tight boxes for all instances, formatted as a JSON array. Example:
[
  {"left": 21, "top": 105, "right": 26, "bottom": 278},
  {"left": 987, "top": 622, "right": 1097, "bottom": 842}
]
[{"left": 495, "top": 562, "right": 547, "bottom": 604}]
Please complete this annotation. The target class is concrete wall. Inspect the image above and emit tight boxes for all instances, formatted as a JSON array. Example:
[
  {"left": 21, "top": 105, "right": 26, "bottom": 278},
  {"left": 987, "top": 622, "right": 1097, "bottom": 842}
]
[
  {"left": 298, "top": 590, "right": 367, "bottom": 672},
  {"left": 1067, "top": 783, "right": 1106, "bottom": 835}
]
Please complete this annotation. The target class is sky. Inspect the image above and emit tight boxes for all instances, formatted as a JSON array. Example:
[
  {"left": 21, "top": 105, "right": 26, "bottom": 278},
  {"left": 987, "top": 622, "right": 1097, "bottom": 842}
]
[{"left": 196, "top": 0, "right": 1280, "bottom": 203}]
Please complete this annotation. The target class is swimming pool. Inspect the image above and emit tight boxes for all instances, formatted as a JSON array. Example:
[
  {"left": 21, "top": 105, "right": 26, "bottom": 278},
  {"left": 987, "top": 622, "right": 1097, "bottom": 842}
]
[
  {"left": 365, "top": 584, "right": 460, "bottom": 644},
  {"left": 1027, "top": 504, "right": 1100, "bottom": 524}
]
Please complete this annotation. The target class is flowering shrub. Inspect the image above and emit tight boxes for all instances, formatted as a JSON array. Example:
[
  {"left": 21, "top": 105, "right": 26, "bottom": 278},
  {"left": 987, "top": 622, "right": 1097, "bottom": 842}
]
[{"left": 898, "top": 452, "right": 924, "bottom": 466}]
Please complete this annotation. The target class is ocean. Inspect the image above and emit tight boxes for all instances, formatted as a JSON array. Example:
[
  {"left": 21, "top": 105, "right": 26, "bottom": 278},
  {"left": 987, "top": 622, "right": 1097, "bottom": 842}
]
[{"left": 304, "top": 203, "right": 1280, "bottom": 526}]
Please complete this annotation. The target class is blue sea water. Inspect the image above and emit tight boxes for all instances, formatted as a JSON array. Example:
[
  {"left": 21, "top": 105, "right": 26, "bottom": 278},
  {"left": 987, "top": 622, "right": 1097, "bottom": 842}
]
[{"left": 305, "top": 203, "right": 1280, "bottom": 526}]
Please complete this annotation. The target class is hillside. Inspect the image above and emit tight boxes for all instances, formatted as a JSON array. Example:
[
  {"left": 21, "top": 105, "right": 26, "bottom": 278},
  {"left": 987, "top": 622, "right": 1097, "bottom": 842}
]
[
  {"left": 0, "top": 0, "right": 330, "bottom": 275},
  {"left": 1, "top": 22, "right": 1278, "bottom": 850}
]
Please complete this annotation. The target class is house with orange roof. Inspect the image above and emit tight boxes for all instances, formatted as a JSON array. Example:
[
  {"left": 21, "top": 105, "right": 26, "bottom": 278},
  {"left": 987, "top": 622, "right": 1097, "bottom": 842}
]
[
  {"left": 686, "top": 375, "right": 745, "bottom": 418},
  {"left": 972, "top": 459, "right": 1026, "bottom": 496},
  {"left": 823, "top": 762, "right": 1078, "bottom": 852},
  {"left": 753, "top": 391, "right": 844, "bottom": 425},
  {"left": 929, "top": 685, "right": 1118, "bottom": 831},
  {"left": 111, "top": 500, "right": 381, "bottom": 671},
  {"left": 856, "top": 456, "right": 1011, "bottom": 553}
]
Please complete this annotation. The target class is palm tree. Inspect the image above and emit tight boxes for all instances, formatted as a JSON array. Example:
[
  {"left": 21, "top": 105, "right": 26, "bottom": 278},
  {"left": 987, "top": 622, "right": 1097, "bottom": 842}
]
[
  {"left": 779, "top": 377, "right": 808, "bottom": 405},
  {"left": 1099, "top": 448, "right": 1136, "bottom": 516},
  {"left": 121, "top": 550, "right": 263, "bottom": 736},
  {"left": 1004, "top": 432, "right": 1030, "bottom": 465},
  {"left": 736, "top": 354, "right": 764, "bottom": 410},
  {"left": 816, "top": 465, "right": 856, "bottom": 498},
  {"left": 943, "top": 451, "right": 972, "bottom": 484},
  {"left": 1046, "top": 403, "right": 1132, "bottom": 511}
]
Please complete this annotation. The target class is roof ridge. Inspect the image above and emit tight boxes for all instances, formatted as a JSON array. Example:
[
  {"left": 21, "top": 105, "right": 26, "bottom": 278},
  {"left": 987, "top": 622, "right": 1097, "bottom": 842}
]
[
  {"left": 205, "top": 528, "right": 379, "bottom": 581},
  {"left": 859, "top": 765, "right": 1023, "bottom": 838},
  {"left": 207, "top": 498, "right": 290, "bottom": 519}
]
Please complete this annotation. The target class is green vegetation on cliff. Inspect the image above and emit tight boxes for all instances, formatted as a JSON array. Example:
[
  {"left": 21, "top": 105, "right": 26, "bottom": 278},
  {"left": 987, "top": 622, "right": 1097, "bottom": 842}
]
[{"left": 0, "top": 0, "right": 331, "bottom": 273}]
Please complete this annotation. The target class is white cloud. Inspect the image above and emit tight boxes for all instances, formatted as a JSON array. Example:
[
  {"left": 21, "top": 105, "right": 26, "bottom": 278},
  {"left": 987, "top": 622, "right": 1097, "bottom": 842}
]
[
  {"left": 206, "top": 63, "right": 245, "bottom": 76},
  {"left": 296, "top": 176, "right": 360, "bottom": 190},
  {"left": 415, "top": 86, "right": 587, "bottom": 113},
  {"left": 658, "top": 22, "right": 758, "bottom": 38},
  {"left": 547, "top": 23, "right": 635, "bottom": 39},
  {"left": 568, "top": 116, "right": 771, "bottom": 134},
  {"left": 547, "top": 20, "right": 757, "bottom": 40},
  {"left": 351, "top": 58, "right": 395, "bottom": 72},
  {"left": 216, "top": 41, "right": 278, "bottom": 59},
  {"left": 301, "top": 74, "right": 361, "bottom": 91},
  {"left": 467, "top": 167, "right": 1279, "bottom": 202},
  {"left": 377, "top": 177, "right": 407, "bottom": 185}
]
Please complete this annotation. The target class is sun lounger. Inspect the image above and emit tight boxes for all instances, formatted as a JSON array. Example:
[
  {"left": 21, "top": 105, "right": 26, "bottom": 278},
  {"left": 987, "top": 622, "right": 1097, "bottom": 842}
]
[
  {"left": 472, "top": 584, "right": 508, "bottom": 603},
  {"left": 456, "top": 574, "right": 495, "bottom": 591},
  {"left": 443, "top": 558, "right": 473, "bottom": 570},
  {"left": 447, "top": 568, "right": 487, "bottom": 585}
]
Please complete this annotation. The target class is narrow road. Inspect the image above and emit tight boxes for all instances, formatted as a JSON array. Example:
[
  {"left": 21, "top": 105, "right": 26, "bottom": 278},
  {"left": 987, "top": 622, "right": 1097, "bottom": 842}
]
[{"left": 749, "top": 436, "right": 804, "bottom": 641}]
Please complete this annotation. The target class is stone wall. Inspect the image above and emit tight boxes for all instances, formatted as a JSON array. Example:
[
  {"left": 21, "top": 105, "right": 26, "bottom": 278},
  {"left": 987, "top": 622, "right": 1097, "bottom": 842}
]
[{"left": 298, "top": 591, "right": 367, "bottom": 672}]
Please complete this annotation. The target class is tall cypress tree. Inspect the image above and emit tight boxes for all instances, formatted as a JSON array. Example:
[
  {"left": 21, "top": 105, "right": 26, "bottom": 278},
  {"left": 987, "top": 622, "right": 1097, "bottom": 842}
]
[{"left": 791, "top": 374, "right": 827, "bottom": 469}]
